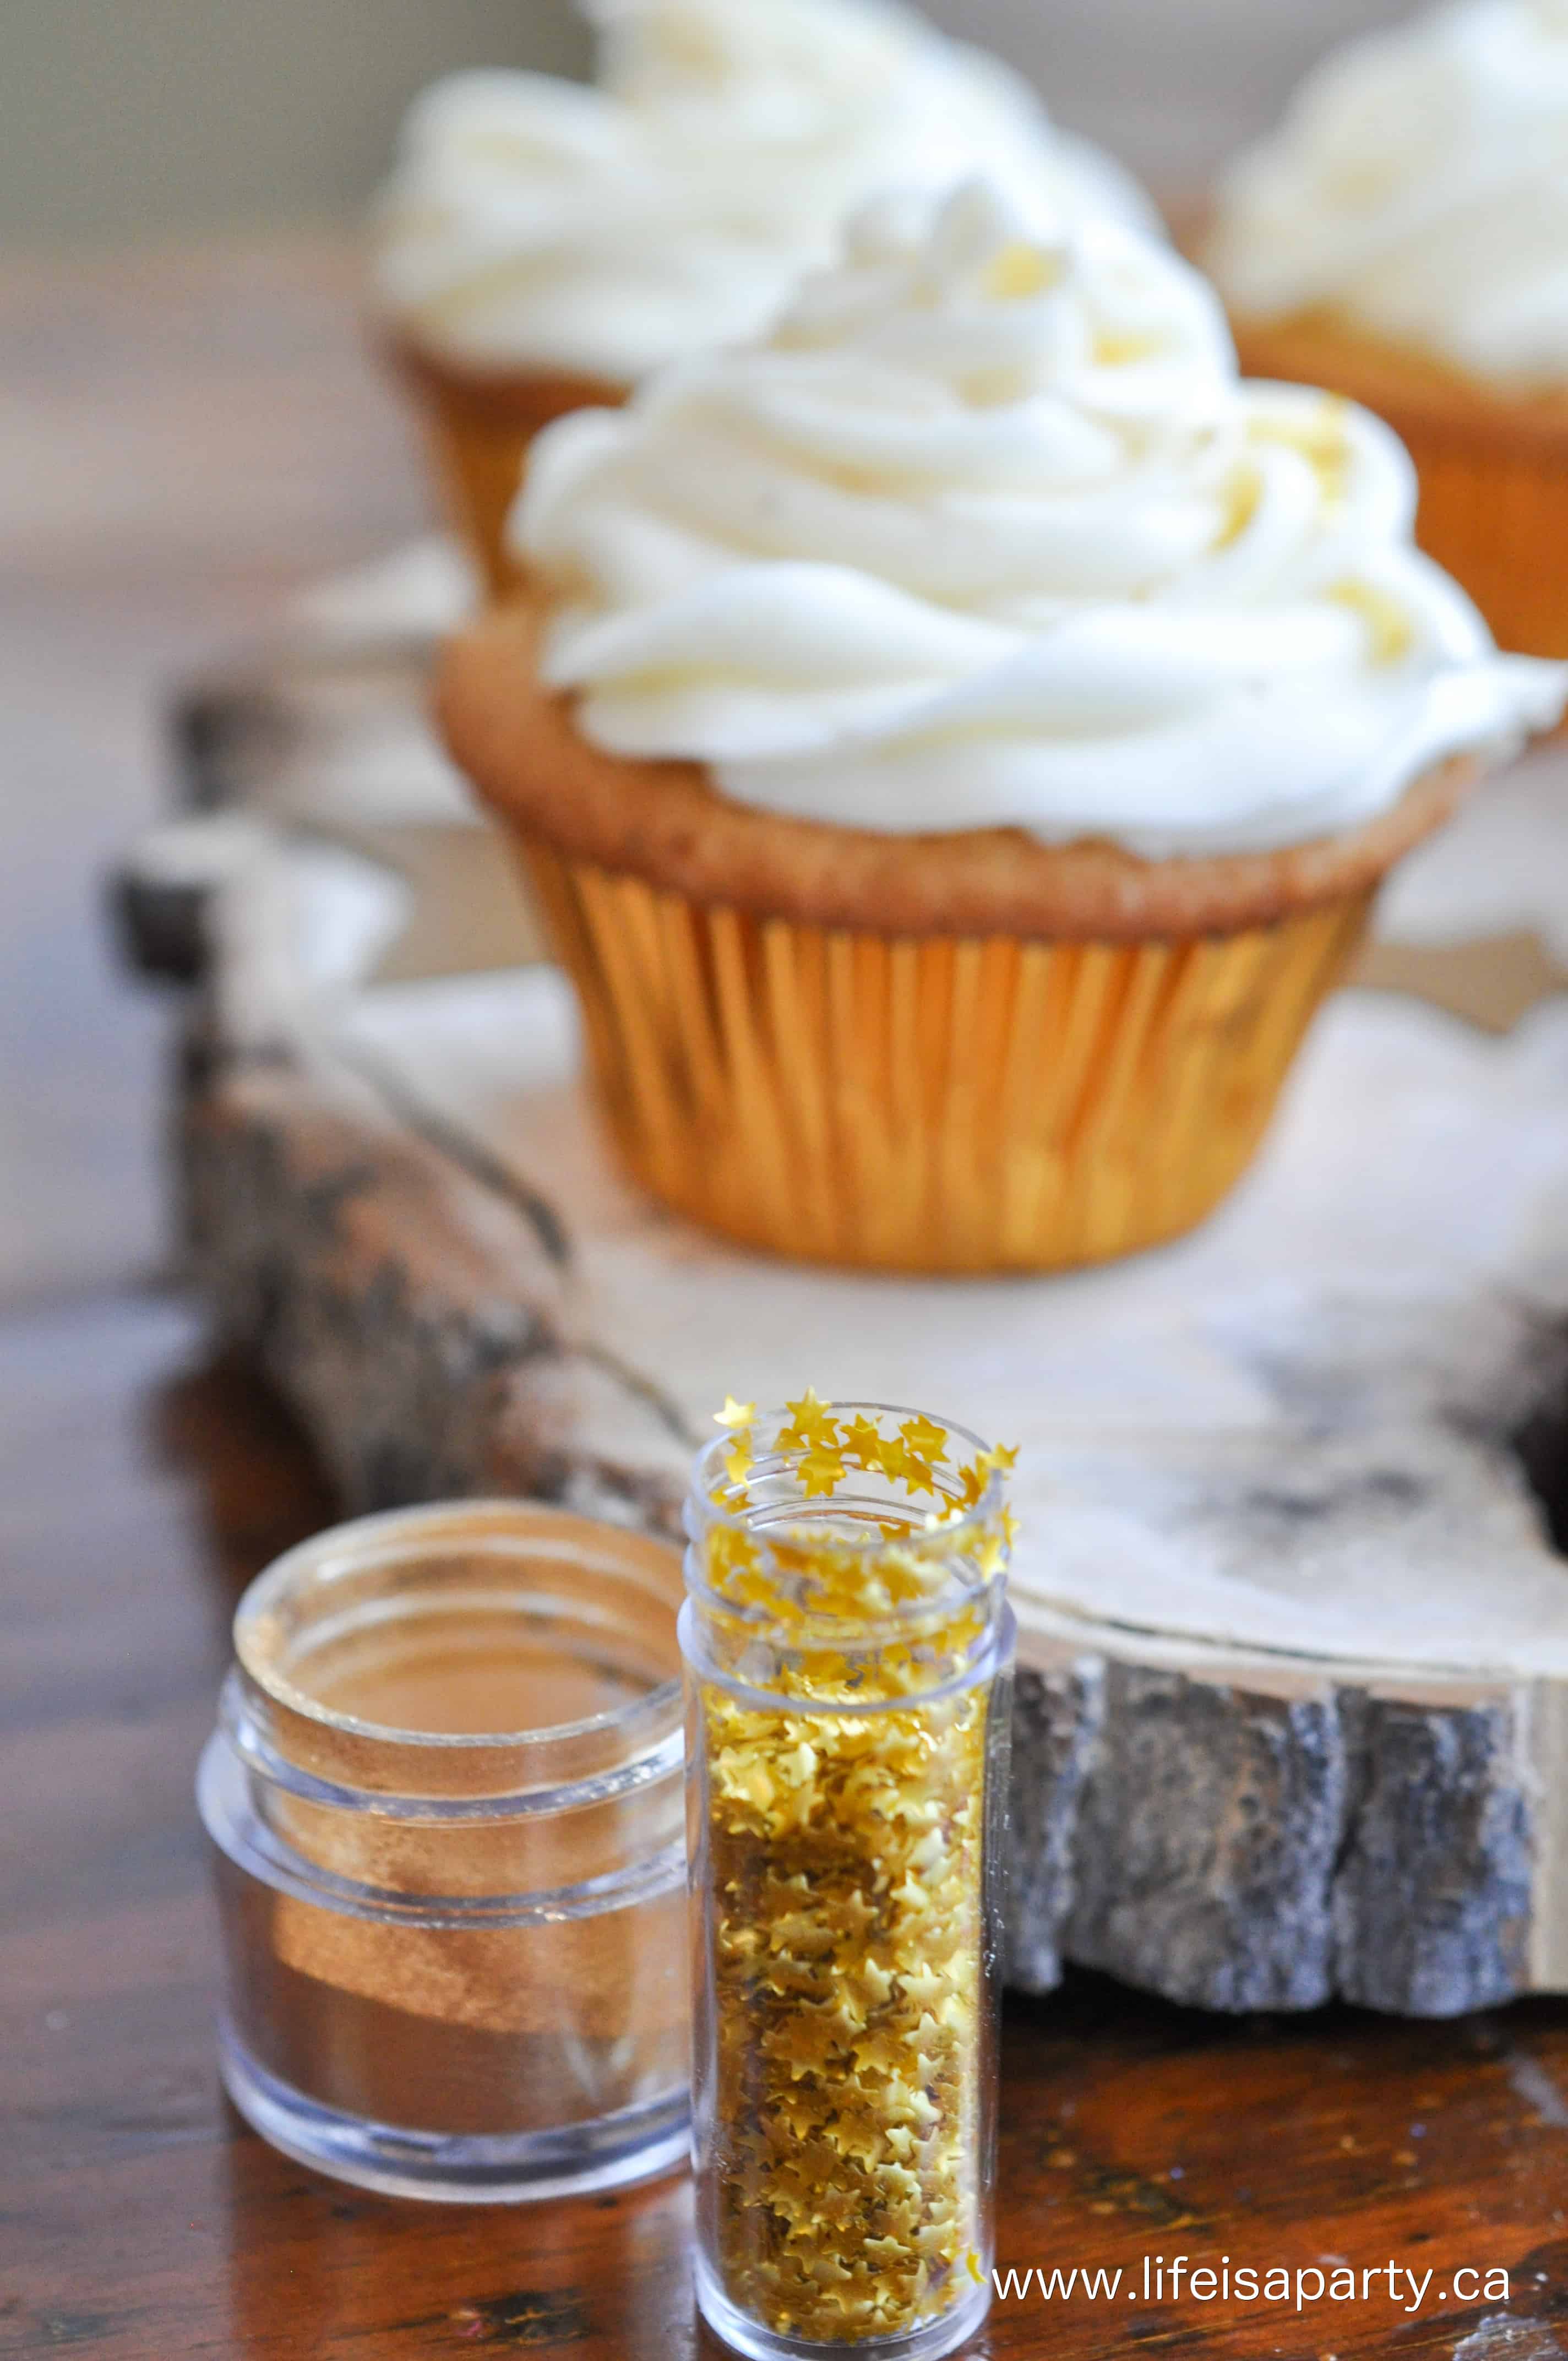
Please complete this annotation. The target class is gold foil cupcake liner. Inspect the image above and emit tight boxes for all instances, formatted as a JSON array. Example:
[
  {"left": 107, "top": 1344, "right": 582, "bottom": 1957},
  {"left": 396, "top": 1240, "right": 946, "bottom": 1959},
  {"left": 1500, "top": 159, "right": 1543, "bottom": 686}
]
[
  {"left": 521, "top": 840, "right": 1371, "bottom": 1274},
  {"left": 402, "top": 363, "right": 625, "bottom": 600},
  {"left": 417, "top": 392, "right": 536, "bottom": 599},
  {"left": 1392, "top": 420, "right": 1568, "bottom": 663}
]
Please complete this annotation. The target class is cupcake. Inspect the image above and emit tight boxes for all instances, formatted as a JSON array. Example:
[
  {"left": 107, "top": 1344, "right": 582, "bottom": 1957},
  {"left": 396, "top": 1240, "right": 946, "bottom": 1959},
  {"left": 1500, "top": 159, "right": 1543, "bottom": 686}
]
[
  {"left": 372, "top": 0, "right": 1159, "bottom": 596},
  {"left": 1207, "top": 0, "right": 1568, "bottom": 659},
  {"left": 438, "top": 183, "right": 1564, "bottom": 1275}
]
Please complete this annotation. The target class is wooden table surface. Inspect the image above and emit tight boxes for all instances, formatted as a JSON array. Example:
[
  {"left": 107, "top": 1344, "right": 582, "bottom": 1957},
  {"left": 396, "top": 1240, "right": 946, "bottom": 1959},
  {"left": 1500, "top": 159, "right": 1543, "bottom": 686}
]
[{"left": 4, "top": 237, "right": 1568, "bottom": 2361}]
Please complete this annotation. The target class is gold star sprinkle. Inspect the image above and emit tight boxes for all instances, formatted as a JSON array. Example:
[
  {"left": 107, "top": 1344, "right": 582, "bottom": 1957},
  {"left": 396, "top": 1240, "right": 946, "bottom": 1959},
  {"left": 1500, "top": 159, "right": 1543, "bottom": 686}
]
[
  {"left": 723, "top": 1433, "right": 754, "bottom": 1486},
  {"left": 780, "top": 1388, "right": 840, "bottom": 1451},
  {"left": 899, "top": 1413, "right": 950, "bottom": 1465},
  {"left": 955, "top": 1462, "right": 988, "bottom": 1510},
  {"left": 715, "top": 1395, "right": 756, "bottom": 1430},
  {"left": 839, "top": 1414, "right": 883, "bottom": 1471},
  {"left": 706, "top": 1525, "right": 761, "bottom": 1587},
  {"left": 798, "top": 1445, "right": 847, "bottom": 1499},
  {"left": 873, "top": 1432, "right": 911, "bottom": 1483},
  {"left": 901, "top": 1455, "right": 941, "bottom": 1499}
]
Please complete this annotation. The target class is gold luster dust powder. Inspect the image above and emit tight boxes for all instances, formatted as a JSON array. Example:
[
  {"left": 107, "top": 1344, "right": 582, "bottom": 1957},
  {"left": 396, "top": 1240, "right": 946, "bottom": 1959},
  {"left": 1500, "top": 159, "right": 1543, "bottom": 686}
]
[{"left": 695, "top": 1396, "right": 1015, "bottom": 2345}]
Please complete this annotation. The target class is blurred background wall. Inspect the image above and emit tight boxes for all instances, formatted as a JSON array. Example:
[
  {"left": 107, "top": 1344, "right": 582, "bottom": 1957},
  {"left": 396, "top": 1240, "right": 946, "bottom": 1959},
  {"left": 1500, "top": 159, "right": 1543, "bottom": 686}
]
[
  {"left": 0, "top": 0, "right": 591, "bottom": 247},
  {"left": 4, "top": 0, "right": 1413, "bottom": 245}
]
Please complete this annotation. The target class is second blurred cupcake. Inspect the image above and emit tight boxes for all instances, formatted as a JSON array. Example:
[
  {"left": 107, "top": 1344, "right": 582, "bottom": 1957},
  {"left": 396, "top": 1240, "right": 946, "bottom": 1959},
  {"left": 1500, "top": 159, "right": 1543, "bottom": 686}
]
[
  {"left": 1207, "top": 0, "right": 1568, "bottom": 659},
  {"left": 439, "top": 184, "right": 1564, "bottom": 1275},
  {"left": 372, "top": 0, "right": 1159, "bottom": 596}
]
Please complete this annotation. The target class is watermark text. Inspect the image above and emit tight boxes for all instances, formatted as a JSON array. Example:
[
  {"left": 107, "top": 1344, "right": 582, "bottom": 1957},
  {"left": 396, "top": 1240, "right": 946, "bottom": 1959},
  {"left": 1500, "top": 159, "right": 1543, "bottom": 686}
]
[{"left": 993, "top": 2256, "right": 1512, "bottom": 2315}]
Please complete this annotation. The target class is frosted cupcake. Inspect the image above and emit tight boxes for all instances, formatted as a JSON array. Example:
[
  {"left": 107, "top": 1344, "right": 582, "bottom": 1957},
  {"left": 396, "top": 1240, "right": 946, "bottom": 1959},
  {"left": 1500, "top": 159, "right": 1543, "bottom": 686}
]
[
  {"left": 439, "top": 183, "right": 1564, "bottom": 1274},
  {"left": 372, "top": 0, "right": 1157, "bottom": 594},
  {"left": 1207, "top": 0, "right": 1568, "bottom": 658}
]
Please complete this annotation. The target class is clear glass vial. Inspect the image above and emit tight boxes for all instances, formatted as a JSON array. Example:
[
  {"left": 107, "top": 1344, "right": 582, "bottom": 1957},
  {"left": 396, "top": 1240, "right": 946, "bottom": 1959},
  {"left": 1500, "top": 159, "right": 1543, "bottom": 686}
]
[
  {"left": 680, "top": 1401, "right": 1015, "bottom": 2360},
  {"left": 198, "top": 1499, "right": 690, "bottom": 2202}
]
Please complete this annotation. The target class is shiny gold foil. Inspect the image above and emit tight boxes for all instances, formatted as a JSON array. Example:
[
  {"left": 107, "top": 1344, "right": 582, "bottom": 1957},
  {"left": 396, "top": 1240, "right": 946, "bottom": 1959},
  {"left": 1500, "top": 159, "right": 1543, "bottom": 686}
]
[{"left": 521, "top": 840, "right": 1371, "bottom": 1273}]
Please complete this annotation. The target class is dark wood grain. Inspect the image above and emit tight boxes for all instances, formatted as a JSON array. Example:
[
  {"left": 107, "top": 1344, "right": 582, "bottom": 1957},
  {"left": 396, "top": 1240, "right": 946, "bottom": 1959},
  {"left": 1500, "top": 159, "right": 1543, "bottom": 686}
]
[
  {"left": 1, "top": 1292, "right": 1566, "bottom": 2360},
  {"left": 0, "top": 236, "right": 430, "bottom": 1308}
]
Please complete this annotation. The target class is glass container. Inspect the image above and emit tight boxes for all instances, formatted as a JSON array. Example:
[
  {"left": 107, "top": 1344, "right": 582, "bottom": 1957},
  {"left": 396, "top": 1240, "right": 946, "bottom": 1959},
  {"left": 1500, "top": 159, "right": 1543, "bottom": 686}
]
[
  {"left": 680, "top": 1400, "right": 1015, "bottom": 2359},
  {"left": 198, "top": 1499, "right": 690, "bottom": 2202}
]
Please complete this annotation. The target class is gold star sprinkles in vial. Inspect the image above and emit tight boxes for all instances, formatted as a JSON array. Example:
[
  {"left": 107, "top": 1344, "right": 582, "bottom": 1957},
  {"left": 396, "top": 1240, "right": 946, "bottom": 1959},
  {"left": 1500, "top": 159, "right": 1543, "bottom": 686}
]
[{"left": 685, "top": 1397, "right": 1017, "bottom": 2352}]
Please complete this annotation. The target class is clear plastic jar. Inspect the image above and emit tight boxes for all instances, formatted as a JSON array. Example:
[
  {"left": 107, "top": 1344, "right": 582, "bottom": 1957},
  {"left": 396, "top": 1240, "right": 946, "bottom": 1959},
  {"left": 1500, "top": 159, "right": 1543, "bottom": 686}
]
[
  {"left": 197, "top": 1500, "right": 690, "bottom": 2202},
  {"left": 680, "top": 1401, "right": 1015, "bottom": 2360}
]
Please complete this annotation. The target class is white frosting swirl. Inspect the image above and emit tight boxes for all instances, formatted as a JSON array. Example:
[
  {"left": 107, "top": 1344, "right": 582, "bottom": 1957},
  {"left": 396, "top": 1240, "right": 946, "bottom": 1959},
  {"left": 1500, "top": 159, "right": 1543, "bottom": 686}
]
[
  {"left": 1208, "top": 0, "right": 1568, "bottom": 385},
  {"left": 372, "top": 0, "right": 1159, "bottom": 384},
  {"left": 515, "top": 184, "right": 1564, "bottom": 858}
]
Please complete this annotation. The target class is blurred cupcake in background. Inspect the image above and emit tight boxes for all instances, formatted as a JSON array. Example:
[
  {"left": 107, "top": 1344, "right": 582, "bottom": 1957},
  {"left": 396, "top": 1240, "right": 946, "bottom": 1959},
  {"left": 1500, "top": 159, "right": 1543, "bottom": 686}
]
[
  {"left": 372, "top": 0, "right": 1160, "bottom": 595},
  {"left": 1207, "top": 0, "right": 1568, "bottom": 660},
  {"left": 439, "top": 183, "right": 1564, "bottom": 1274}
]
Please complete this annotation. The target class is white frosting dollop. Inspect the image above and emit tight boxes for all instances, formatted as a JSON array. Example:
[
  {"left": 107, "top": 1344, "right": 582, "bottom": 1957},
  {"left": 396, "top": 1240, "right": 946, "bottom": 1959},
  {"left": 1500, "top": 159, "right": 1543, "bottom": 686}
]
[
  {"left": 515, "top": 184, "right": 1565, "bottom": 858},
  {"left": 1209, "top": 0, "right": 1568, "bottom": 385},
  {"left": 372, "top": 0, "right": 1160, "bottom": 384}
]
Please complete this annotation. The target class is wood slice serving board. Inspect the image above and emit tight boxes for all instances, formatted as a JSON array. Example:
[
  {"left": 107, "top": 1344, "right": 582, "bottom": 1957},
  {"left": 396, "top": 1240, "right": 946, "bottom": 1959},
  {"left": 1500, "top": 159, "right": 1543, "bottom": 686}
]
[{"left": 121, "top": 569, "right": 1568, "bottom": 2021}]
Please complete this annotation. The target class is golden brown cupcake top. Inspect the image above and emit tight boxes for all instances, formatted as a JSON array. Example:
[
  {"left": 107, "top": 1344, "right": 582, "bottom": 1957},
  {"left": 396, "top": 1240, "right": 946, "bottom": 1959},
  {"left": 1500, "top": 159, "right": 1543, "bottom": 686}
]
[{"left": 440, "top": 599, "right": 1479, "bottom": 941}]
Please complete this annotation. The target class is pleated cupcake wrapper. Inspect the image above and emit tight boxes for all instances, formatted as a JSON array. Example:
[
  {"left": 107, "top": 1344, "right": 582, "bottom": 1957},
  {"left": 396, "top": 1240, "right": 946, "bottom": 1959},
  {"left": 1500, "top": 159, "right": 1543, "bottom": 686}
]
[
  {"left": 1394, "top": 420, "right": 1568, "bottom": 665},
  {"left": 521, "top": 839, "right": 1371, "bottom": 1274},
  {"left": 416, "top": 385, "right": 539, "bottom": 600},
  {"left": 413, "top": 367, "right": 624, "bottom": 600}
]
